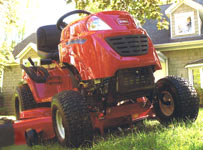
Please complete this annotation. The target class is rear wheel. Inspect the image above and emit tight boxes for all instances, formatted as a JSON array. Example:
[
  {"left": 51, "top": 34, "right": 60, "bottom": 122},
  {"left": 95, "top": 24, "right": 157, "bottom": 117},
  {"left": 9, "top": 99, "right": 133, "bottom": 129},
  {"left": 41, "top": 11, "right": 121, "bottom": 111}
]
[
  {"left": 14, "top": 84, "right": 36, "bottom": 119},
  {"left": 154, "top": 76, "right": 199, "bottom": 124},
  {"left": 51, "top": 90, "right": 93, "bottom": 147}
]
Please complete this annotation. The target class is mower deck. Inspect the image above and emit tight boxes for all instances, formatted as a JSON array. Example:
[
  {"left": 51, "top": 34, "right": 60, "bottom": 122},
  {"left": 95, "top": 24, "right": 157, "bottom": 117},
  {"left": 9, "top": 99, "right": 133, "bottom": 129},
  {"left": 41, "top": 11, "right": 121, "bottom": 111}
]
[
  {"left": 91, "top": 102, "right": 155, "bottom": 135},
  {"left": 0, "top": 108, "right": 54, "bottom": 147},
  {"left": 1, "top": 102, "right": 155, "bottom": 147}
]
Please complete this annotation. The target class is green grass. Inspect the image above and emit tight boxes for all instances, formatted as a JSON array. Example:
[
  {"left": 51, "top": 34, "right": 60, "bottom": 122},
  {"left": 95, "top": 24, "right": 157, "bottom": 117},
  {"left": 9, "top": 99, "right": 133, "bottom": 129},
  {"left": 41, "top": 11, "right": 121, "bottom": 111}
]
[{"left": 3, "top": 108, "right": 203, "bottom": 150}]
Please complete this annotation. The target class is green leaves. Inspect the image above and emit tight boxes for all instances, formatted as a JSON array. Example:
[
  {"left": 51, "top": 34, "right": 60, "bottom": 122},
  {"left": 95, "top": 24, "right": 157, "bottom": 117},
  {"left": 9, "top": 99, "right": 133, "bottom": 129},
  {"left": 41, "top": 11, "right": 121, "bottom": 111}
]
[
  {"left": 0, "top": 41, "right": 15, "bottom": 65},
  {"left": 0, "top": 0, "right": 20, "bottom": 66},
  {"left": 66, "top": 0, "right": 169, "bottom": 30}
]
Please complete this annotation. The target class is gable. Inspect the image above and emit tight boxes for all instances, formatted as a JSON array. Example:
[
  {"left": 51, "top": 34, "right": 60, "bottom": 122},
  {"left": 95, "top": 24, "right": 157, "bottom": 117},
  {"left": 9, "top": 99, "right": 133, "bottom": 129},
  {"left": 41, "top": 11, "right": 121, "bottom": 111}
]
[
  {"left": 166, "top": 0, "right": 203, "bottom": 16},
  {"left": 19, "top": 48, "right": 39, "bottom": 64},
  {"left": 170, "top": 3, "right": 200, "bottom": 38},
  {"left": 173, "top": 3, "right": 196, "bottom": 14},
  {"left": 14, "top": 42, "right": 39, "bottom": 64},
  {"left": 21, "top": 48, "right": 38, "bottom": 60},
  {"left": 13, "top": 33, "right": 37, "bottom": 58}
]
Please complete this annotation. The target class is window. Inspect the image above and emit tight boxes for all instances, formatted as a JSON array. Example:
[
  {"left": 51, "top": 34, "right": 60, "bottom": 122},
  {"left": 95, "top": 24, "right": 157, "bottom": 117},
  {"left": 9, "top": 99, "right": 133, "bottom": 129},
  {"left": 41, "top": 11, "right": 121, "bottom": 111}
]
[
  {"left": 188, "top": 67, "right": 203, "bottom": 89},
  {"left": 22, "top": 58, "right": 40, "bottom": 75},
  {"left": 174, "top": 12, "right": 195, "bottom": 35},
  {"left": 22, "top": 58, "right": 40, "bottom": 67},
  {"left": 0, "top": 68, "right": 3, "bottom": 92}
]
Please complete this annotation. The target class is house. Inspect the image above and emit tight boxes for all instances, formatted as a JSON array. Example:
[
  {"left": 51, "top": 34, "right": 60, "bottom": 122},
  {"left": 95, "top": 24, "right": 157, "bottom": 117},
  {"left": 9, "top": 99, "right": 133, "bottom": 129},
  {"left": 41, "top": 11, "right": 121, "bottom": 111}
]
[
  {"left": 0, "top": 33, "right": 40, "bottom": 114},
  {"left": 143, "top": 0, "right": 203, "bottom": 89},
  {"left": 1, "top": 0, "right": 203, "bottom": 114}
]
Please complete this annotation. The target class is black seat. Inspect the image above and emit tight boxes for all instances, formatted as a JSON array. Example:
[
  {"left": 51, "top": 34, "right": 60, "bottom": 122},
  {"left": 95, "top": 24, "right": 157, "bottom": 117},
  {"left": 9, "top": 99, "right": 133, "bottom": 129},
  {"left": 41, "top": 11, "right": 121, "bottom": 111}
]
[{"left": 37, "top": 25, "right": 61, "bottom": 60}]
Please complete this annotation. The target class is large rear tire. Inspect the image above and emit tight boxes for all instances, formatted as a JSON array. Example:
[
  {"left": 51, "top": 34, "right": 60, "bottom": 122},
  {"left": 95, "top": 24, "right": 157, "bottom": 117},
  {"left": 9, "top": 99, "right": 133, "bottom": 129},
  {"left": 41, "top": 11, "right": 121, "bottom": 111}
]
[
  {"left": 14, "top": 84, "right": 36, "bottom": 119},
  {"left": 154, "top": 76, "right": 199, "bottom": 124},
  {"left": 51, "top": 90, "right": 93, "bottom": 147}
]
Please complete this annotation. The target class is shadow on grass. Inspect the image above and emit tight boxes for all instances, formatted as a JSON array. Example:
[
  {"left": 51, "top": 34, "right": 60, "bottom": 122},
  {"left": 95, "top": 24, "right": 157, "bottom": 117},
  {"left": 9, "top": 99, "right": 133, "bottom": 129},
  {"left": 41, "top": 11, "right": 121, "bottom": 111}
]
[
  {"left": 93, "top": 119, "right": 163, "bottom": 142},
  {"left": 96, "top": 117, "right": 195, "bottom": 142}
]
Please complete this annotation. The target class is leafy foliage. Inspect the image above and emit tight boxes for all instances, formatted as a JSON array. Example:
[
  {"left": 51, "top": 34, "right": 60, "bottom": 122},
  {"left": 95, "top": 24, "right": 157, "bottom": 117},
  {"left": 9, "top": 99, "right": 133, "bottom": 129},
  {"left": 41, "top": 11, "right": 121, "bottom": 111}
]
[
  {"left": 0, "top": 0, "right": 18, "bottom": 26},
  {"left": 66, "top": 0, "right": 170, "bottom": 30},
  {"left": 0, "top": 0, "right": 20, "bottom": 66},
  {"left": 0, "top": 41, "right": 15, "bottom": 65}
]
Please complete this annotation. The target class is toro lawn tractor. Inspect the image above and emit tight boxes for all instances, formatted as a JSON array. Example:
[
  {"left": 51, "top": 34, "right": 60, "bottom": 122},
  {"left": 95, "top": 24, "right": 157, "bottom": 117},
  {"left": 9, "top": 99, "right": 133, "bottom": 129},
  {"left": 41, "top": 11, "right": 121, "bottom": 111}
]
[{"left": 0, "top": 10, "right": 199, "bottom": 148}]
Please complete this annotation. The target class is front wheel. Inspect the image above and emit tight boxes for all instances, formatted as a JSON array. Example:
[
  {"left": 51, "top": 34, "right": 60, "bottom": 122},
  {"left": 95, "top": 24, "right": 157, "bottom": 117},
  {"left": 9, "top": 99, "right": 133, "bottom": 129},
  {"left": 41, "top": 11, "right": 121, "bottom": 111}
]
[
  {"left": 154, "top": 76, "right": 199, "bottom": 124},
  {"left": 51, "top": 90, "right": 93, "bottom": 147}
]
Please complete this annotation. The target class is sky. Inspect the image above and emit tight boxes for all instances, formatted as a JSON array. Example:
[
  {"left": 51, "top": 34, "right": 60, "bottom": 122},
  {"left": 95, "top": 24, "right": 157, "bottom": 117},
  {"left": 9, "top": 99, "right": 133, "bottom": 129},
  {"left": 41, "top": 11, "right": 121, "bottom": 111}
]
[
  {"left": 18, "top": 0, "right": 75, "bottom": 37},
  {"left": 0, "top": 0, "right": 75, "bottom": 43}
]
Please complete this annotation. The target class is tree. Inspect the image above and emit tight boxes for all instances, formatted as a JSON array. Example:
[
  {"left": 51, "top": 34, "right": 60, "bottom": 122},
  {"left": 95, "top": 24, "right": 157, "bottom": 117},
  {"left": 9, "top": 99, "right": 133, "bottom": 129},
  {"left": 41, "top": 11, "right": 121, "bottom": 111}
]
[
  {"left": 66, "top": 0, "right": 170, "bottom": 30},
  {"left": 0, "top": 0, "right": 27, "bottom": 43},
  {"left": 0, "top": 0, "right": 19, "bottom": 39},
  {"left": 0, "top": 0, "right": 20, "bottom": 66},
  {"left": 0, "top": 41, "right": 15, "bottom": 65}
]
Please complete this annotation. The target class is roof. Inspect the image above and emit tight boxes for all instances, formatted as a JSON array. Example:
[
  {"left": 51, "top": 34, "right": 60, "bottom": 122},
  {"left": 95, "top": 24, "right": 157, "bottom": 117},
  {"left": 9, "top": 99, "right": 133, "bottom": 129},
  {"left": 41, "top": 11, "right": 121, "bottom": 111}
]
[
  {"left": 185, "top": 58, "right": 203, "bottom": 68},
  {"left": 143, "top": 4, "right": 171, "bottom": 45},
  {"left": 13, "top": 33, "right": 36, "bottom": 57},
  {"left": 143, "top": 3, "right": 203, "bottom": 45},
  {"left": 187, "top": 59, "right": 203, "bottom": 65},
  {"left": 194, "top": 0, "right": 203, "bottom": 5}
]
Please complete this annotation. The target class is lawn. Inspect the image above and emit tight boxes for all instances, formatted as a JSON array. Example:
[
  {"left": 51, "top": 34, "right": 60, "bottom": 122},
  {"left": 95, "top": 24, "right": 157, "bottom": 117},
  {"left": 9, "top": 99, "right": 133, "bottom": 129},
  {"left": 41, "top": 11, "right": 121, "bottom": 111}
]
[{"left": 2, "top": 108, "right": 203, "bottom": 150}]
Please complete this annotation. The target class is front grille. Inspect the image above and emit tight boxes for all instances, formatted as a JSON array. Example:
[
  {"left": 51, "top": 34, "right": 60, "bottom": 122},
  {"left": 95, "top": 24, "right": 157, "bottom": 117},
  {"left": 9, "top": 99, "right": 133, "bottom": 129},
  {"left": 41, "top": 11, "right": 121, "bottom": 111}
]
[
  {"left": 116, "top": 67, "right": 154, "bottom": 94},
  {"left": 106, "top": 34, "right": 148, "bottom": 56}
]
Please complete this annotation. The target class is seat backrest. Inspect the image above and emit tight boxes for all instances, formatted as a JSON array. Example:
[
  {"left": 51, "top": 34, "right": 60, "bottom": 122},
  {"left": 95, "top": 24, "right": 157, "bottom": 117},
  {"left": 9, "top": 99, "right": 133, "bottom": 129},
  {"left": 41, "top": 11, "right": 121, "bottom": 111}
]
[{"left": 37, "top": 25, "right": 61, "bottom": 60}]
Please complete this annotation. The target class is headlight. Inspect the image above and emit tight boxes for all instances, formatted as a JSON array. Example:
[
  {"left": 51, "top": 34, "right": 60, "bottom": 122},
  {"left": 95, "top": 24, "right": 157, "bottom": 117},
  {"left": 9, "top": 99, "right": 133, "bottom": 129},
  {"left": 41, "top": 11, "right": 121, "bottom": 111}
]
[
  {"left": 133, "top": 18, "right": 142, "bottom": 28},
  {"left": 87, "top": 16, "right": 112, "bottom": 31}
]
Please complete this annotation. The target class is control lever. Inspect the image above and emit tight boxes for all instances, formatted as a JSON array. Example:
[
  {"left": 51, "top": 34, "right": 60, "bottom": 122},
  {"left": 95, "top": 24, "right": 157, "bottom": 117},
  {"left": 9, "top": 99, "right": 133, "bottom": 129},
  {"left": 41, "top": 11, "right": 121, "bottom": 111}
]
[{"left": 28, "top": 57, "right": 37, "bottom": 72}]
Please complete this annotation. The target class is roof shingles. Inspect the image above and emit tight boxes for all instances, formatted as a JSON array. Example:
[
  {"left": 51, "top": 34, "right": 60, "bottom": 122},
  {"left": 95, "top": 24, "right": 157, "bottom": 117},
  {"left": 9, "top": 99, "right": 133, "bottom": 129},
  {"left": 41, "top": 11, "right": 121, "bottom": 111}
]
[
  {"left": 194, "top": 0, "right": 203, "bottom": 5},
  {"left": 13, "top": 33, "right": 36, "bottom": 58}
]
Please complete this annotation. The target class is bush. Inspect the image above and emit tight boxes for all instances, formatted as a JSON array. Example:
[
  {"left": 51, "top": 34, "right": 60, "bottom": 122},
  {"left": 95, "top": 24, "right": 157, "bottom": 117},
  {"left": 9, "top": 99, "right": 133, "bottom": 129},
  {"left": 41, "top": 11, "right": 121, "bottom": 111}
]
[{"left": 195, "top": 86, "right": 203, "bottom": 106}]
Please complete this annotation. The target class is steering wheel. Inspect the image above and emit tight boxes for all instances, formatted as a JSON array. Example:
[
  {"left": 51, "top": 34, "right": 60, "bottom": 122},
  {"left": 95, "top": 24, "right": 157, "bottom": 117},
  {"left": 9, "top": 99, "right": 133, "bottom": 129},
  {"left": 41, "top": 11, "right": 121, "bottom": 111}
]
[{"left": 56, "top": 10, "right": 91, "bottom": 31}]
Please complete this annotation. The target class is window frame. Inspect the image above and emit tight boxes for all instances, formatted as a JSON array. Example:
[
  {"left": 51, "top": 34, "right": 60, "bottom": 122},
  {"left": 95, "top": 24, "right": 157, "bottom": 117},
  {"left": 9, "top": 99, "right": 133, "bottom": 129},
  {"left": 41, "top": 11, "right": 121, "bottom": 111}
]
[
  {"left": 188, "top": 66, "right": 203, "bottom": 89},
  {"left": 174, "top": 11, "right": 195, "bottom": 36},
  {"left": 0, "top": 68, "right": 3, "bottom": 92}
]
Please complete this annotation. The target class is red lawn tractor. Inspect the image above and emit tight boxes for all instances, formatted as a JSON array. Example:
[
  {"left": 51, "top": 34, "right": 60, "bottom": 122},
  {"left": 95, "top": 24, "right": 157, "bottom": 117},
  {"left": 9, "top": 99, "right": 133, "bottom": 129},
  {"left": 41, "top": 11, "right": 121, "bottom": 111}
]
[{"left": 1, "top": 10, "right": 199, "bottom": 148}]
